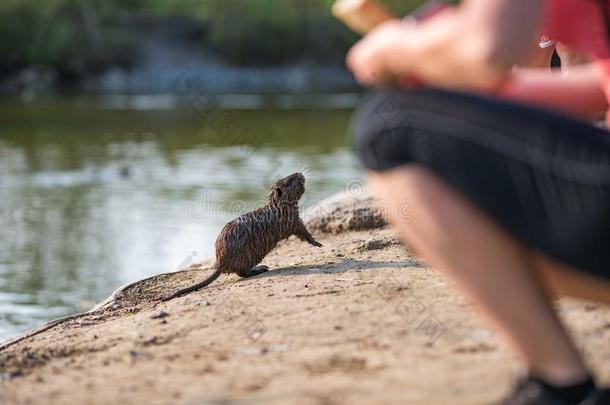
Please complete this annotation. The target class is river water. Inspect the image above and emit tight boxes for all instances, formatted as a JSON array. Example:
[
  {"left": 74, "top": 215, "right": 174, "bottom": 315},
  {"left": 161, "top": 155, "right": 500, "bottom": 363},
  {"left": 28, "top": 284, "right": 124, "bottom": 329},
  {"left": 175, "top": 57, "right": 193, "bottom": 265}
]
[{"left": 0, "top": 95, "right": 362, "bottom": 341}]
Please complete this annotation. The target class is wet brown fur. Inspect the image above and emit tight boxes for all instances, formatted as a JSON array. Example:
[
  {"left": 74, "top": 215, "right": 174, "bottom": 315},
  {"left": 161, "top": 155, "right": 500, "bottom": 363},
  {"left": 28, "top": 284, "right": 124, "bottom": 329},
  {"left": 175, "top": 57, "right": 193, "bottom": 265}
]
[{"left": 162, "top": 172, "right": 322, "bottom": 301}]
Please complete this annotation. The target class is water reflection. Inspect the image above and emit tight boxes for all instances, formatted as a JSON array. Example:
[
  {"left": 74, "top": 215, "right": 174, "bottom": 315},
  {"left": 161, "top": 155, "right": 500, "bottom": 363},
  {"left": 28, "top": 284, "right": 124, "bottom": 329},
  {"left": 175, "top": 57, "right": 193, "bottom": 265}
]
[{"left": 0, "top": 98, "right": 360, "bottom": 340}]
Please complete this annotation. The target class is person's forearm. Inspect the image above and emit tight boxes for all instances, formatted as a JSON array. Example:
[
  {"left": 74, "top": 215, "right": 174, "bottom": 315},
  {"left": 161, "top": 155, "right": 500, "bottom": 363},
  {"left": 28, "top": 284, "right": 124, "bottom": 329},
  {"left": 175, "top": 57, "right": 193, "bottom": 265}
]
[{"left": 497, "top": 64, "right": 607, "bottom": 120}]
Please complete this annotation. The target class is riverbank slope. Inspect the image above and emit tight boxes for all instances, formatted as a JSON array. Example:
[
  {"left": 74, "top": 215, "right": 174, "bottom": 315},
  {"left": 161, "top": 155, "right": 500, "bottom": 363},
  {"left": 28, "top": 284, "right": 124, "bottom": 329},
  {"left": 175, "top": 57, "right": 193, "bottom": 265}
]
[{"left": 1, "top": 197, "right": 609, "bottom": 405}]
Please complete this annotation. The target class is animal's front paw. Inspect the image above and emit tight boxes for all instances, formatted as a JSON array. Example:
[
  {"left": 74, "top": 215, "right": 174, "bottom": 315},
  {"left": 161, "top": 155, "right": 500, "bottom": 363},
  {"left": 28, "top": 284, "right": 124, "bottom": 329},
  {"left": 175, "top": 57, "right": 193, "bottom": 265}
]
[{"left": 311, "top": 240, "right": 323, "bottom": 247}]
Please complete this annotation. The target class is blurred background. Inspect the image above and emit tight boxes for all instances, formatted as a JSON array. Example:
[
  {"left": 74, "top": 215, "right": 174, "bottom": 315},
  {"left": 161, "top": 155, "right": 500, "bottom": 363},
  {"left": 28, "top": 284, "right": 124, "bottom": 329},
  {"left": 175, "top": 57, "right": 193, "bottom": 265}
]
[{"left": 0, "top": 0, "right": 424, "bottom": 340}]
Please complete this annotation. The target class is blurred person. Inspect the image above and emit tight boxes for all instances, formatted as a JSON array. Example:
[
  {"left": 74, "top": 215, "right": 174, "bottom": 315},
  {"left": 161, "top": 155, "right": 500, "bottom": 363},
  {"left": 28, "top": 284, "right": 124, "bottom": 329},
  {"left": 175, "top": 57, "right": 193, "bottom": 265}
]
[{"left": 347, "top": 0, "right": 610, "bottom": 404}]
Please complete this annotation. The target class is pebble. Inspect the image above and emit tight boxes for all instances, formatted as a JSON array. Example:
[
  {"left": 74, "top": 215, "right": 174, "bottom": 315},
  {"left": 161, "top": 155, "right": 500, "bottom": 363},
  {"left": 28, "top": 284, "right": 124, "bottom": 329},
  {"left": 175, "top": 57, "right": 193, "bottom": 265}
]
[{"left": 151, "top": 310, "right": 170, "bottom": 320}]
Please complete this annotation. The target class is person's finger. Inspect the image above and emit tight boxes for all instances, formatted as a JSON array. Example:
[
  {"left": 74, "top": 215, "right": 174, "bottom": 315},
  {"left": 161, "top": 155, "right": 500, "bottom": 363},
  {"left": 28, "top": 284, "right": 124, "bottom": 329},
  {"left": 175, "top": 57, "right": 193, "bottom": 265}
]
[
  {"left": 347, "top": 42, "right": 379, "bottom": 82},
  {"left": 346, "top": 40, "right": 366, "bottom": 72}
]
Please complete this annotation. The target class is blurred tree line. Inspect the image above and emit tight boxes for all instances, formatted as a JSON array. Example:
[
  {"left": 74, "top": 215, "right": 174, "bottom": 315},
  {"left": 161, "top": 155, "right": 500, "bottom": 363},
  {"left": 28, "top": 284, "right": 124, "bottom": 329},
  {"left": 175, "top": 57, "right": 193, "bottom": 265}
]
[{"left": 0, "top": 0, "right": 426, "bottom": 78}]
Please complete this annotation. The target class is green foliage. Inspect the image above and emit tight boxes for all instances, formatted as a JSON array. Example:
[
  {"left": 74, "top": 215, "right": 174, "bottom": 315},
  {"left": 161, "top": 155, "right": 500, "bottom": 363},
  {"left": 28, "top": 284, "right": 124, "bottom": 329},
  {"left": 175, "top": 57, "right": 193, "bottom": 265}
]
[
  {"left": 0, "top": 0, "right": 430, "bottom": 73},
  {"left": 0, "top": 0, "right": 137, "bottom": 75},
  {"left": 201, "top": 0, "right": 430, "bottom": 65},
  {"left": 204, "top": 0, "right": 354, "bottom": 65}
]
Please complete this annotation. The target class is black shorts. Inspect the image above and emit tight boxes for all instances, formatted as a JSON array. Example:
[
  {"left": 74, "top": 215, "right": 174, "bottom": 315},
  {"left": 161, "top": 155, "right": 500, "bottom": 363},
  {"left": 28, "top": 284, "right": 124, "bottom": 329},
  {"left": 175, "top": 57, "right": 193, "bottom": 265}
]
[{"left": 352, "top": 88, "right": 610, "bottom": 279}]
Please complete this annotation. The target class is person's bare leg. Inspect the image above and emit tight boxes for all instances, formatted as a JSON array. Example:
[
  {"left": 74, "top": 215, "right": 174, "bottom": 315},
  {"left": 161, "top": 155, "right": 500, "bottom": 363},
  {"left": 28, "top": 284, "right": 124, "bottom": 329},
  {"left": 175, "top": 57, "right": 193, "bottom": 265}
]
[
  {"left": 368, "top": 165, "right": 589, "bottom": 384},
  {"left": 532, "top": 253, "right": 610, "bottom": 305}
]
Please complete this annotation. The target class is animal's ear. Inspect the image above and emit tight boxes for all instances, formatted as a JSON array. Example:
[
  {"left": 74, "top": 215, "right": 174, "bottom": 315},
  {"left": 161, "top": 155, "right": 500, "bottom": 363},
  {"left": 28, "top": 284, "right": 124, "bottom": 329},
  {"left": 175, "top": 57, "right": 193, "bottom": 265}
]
[{"left": 275, "top": 187, "right": 283, "bottom": 198}]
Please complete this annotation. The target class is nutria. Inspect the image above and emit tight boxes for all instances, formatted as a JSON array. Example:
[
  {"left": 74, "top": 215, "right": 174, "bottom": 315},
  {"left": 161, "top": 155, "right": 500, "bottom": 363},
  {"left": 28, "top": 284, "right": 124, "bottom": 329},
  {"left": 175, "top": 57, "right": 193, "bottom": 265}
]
[{"left": 162, "top": 172, "right": 322, "bottom": 301}]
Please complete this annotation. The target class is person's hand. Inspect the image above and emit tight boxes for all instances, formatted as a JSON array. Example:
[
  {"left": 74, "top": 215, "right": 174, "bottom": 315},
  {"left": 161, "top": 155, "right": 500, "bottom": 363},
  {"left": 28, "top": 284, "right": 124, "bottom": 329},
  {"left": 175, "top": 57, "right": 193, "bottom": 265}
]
[{"left": 346, "top": 20, "right": 410, "bottom": 86}]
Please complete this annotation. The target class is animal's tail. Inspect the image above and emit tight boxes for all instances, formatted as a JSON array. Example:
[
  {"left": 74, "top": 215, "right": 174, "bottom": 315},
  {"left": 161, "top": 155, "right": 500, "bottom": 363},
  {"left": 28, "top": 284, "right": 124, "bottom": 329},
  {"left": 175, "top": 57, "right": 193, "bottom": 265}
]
[{"left": 161, "top": 268, "right": 222, "bottom": 302}]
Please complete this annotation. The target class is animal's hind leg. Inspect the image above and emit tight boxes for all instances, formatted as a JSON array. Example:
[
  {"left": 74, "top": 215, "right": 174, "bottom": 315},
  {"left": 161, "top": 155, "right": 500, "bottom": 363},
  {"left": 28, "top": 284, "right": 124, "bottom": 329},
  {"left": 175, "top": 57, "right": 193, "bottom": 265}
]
[{"left": 238, "top": 265, "right": 269, "bottom": 278}]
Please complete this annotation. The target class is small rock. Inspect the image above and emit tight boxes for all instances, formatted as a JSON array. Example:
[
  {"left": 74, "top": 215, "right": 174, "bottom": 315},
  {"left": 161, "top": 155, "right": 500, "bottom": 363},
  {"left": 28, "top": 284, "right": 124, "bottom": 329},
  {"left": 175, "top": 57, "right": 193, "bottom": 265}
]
[
  {"left": 356, "top": 238, "right": 397, "bottom": 252},
  {"left": 0, "top": 370, "right": 23, "bottom": 381},
  {"left": 129, "top": 350, "right": 153, "bottom": 361},
  {"left": 151, "top": 311, "right": 170, "bottom": 320},
  {"left": 144, "top": 336, "right": 158, "bottom": 345}
]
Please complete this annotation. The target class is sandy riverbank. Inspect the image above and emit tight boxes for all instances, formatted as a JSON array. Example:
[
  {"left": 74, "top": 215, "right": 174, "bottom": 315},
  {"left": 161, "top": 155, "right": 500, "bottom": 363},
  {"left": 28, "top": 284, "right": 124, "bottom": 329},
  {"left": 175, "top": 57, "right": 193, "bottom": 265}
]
[{"left": 1, "top": 196, "right": 609, "bottom": 405}]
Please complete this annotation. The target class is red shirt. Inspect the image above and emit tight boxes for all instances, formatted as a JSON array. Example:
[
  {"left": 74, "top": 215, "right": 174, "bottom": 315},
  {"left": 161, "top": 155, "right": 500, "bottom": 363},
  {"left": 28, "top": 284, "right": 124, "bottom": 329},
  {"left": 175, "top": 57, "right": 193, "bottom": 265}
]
[{"left": 543, "top": 0, "right": 610, "bottom": 121}]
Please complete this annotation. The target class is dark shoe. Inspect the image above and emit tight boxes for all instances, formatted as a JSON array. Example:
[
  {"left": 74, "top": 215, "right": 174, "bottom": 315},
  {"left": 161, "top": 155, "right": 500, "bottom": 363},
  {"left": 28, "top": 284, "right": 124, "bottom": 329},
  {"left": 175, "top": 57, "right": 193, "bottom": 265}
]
[{"left": 503, "top": 378, "right": 609, "bottom": 405}]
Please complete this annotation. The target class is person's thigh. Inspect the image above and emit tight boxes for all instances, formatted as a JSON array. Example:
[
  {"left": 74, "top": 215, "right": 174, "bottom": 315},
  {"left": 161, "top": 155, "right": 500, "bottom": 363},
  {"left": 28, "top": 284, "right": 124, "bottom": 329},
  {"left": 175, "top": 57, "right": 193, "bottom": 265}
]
[{"left": 352, "top": 88, "right": 610, "bottom": 279}]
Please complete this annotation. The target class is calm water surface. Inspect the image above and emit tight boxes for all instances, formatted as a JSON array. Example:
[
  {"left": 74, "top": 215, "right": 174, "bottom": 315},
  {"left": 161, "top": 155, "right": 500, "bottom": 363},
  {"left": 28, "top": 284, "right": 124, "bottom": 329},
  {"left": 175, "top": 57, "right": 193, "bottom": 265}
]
[{"left": 0, "top": 96, "right": 361, "bottom": 341}]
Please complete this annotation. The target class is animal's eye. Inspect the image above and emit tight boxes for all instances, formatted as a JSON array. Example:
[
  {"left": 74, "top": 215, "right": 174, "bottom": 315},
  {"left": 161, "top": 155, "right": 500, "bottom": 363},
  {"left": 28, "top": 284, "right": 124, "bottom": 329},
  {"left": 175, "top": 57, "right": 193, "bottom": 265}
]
[{"left": 275, "top": 187, "right": 283, "bottom": 197}]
